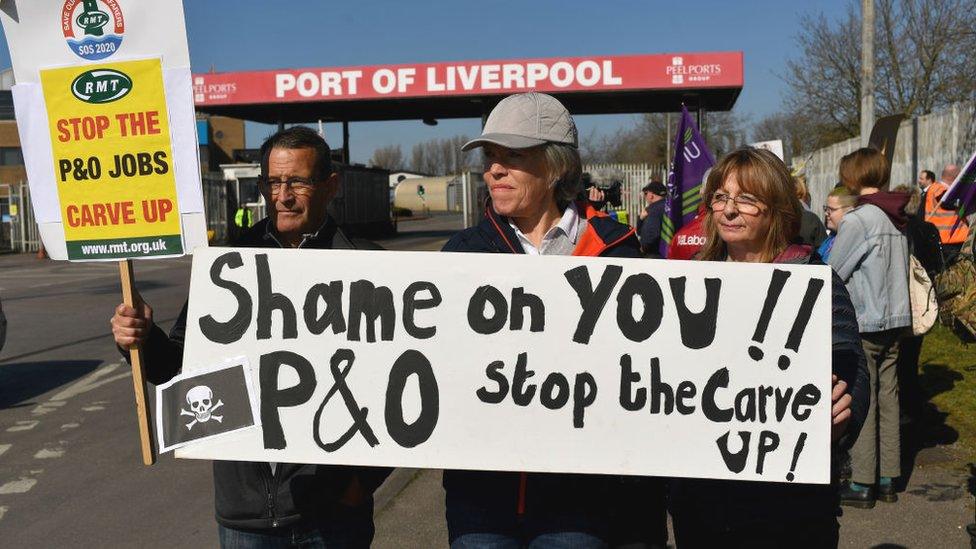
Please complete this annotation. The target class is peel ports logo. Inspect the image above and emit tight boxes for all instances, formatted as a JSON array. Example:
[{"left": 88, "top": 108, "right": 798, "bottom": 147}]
[
  {"left": 666, "top": 56, "right": 723, "bottom": 85},
  {"left": 61, "top": 0, "right": 125, "bottom": 61},
  {"left": 671, "top": 57, "right": 684, "bottom": 85},
  {"left": 71, "top": 69, "right": 132, "bottom": 103}
]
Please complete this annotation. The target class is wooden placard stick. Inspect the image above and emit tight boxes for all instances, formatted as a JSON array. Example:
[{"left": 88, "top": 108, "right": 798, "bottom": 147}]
[{"left": 119, "top": 259, "right": 156, "bottom": 465}]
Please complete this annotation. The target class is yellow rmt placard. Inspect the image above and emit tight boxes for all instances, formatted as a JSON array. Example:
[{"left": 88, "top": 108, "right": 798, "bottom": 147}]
[{"left": 40, "top": 57, "right": 182, "bottom": 259}]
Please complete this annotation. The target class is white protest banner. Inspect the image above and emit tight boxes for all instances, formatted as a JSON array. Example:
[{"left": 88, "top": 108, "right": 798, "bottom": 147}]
[
  {"left": 0, "top": 0, "right": 205, "bottom": 261},
  {"left": 177, "top": 248, "right": 833, "bottom": 484}
]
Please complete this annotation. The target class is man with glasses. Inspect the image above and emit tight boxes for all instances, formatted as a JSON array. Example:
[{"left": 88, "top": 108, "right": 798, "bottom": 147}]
[
  {"left": 248, "top": 129, "right": 340, "bottom": 248},
  {"left": 110, "top": 126, "right": 387, "bottom": 548}
]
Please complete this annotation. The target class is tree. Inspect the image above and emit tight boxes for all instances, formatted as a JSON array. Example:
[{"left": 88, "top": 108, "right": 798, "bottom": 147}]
[
  {"left": 874, "top": 0, "right": 976, "bottom": 117},
  {"left": 780, "top": 0, "right": 976, "bottom": 154},
  {"left": 782, "top": 5, "right": 862, "bottom": 149},
  {"left": 369, "top": 144, "right": 403, "bottom": 170},
  {"left": 580, "top": 112, "right": 747, "bottom": 165},
  {"left": 580, "top": 114, "right": 669, "bottom": 165},
  {"left": 702, "top": 111, "right": 750, "bottom": 158},
  {"left": 409, "top": 135, "right": 479, "bottom": 175},
  {"left": 409, "top": 142, "right": 435, "bottom": 174},
  {"left": 751, "top": 111, "right": 820, "bottom": 166}
]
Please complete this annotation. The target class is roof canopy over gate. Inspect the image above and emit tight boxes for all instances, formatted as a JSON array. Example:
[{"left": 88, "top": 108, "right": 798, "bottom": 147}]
[{"left": 192, "top": 52, "right": 744, "bottom": 124}]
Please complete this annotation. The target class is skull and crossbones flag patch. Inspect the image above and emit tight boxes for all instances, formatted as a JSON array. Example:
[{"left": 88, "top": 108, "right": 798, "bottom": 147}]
[{"left": 155, "top": 357, "right": 259, "bottom": 453}]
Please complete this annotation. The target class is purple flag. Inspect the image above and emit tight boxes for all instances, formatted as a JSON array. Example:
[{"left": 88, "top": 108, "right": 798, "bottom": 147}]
[
  {"left": 942, "top": 149, "right": 976, "bottom": 222},
  {"left": 660, "top": 106, "right": 715, "bottom": 256}
]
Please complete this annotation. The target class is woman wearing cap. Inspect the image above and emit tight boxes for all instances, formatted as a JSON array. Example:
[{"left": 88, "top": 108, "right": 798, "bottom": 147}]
[
  {"left": 442, "top": 92, "right": 666, "bottom": 548},
  {"left": 669, "top": 147, "right": 868, "bottom": 547}
]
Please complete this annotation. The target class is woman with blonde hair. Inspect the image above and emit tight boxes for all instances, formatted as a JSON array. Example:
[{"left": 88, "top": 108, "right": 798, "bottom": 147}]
[{"left": 669, "top": 147, "right": 868, "bottom": 548}]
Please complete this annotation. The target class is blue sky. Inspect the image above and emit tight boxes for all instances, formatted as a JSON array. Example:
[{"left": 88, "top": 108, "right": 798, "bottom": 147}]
[{"left": 0, "top": 0, "right": 849, "bottom": 163}]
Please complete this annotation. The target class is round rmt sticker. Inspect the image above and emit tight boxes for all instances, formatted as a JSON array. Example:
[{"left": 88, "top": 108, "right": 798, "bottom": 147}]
[{"left": 61, "top": 0, "right": 125, "bottom": 61}]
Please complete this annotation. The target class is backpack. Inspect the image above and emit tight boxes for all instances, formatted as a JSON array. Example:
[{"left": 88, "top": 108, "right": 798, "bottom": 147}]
[
  {"left": 934, "top": 227, "right": 976, "bottom": 341},
  {"left": 908, "top": 254, "right": 938, "bottom": 336},
  {"left": 906, "top": 217, "right": 945, "bottom": 278}
]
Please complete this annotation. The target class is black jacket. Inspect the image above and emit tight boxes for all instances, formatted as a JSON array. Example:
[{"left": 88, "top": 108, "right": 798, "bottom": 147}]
[
  {"left": 637, "top": 200, "right": 666, "bottom": 257},
  {"left": 129, "top": 216, "right": 390, "bottom": 531},
  {"left": 797, "top": 208, "right": 828, "bottom": 248},
  {"left": 441, "top": 201, "right": 668, "bottom": 547},
  {"left": 905, "top": 216, "right": 945, "bottom": 277},
  {"left": 670, "top": 247, "right": 869, "bottom": 546}
]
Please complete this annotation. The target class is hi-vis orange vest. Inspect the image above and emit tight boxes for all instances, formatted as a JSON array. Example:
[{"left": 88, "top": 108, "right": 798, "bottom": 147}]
[{"left": 925, "top": 181, "right": 970, "bottom": 244}]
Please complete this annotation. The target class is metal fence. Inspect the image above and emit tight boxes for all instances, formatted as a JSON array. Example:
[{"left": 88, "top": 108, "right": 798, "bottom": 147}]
[
  {"left": 460, "top": 171, "right": 487, "bottom": 229},
  {"left": 5, "top": 162, "right": 671, "bottom": 250},
  {"left": 201, "top": 172, "right": 230, "bottom": 244},
  {"left": 798, "top": 101, "right": 976, "bottom": 215},
  {"left": 329, "top": 166, "right": 392, "bottom": 235},
  {"left": 0, "top": 184, "right": 11, "bottom": 251},
  {"left": 458, "top": 163, "right": 668, "bottom": 229},
  {"left": 7, "top": 182, "right": 40, "bottom": 253},
  {"left": 583, "top": 162, "right": 668, "bottom": 226},
  {"left": 3, "top": 176, "right": 233, "bottom": 252}
]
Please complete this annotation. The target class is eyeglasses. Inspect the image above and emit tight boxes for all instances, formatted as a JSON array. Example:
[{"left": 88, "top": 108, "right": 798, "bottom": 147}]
[
  {"left": 823, "top": 205, "right": 851, "bottom": 214},
  {"left": 257, "top": 176, "right": 320, "bottom": 195},
  {"left": 709, "top": 191, "right": 762, "bottom": 215}
]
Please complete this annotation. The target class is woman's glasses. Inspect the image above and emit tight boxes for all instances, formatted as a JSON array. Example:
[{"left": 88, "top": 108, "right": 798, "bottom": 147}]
[{"left": 709, "top": 192, "right": 762, "bottom": 215}]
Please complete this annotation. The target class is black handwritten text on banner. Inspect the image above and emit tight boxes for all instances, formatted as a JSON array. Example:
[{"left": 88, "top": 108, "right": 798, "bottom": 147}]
[{"left": 178, "top": 248, "right": 832, "bottom": 484}]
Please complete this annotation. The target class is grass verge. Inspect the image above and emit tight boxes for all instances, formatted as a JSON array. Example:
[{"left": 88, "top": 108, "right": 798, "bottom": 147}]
[{"left": 919, "top": 324, "right": 976, "bottom": 458}]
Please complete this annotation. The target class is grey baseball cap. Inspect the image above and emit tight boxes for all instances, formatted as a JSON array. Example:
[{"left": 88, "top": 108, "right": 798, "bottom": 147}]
[{"left": 462, "top": 92, "right": 578, "bottom": 151}]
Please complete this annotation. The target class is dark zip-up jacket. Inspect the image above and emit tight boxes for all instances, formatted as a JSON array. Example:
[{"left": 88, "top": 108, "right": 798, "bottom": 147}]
[
  {"left": 127, "top": 216, "right": 390, "bottom": 531},
  {"left": 441, "top": 201, "right": 668, "bottom": 547},
  {"left": 670, "top": 245, "right": 869, "bottom": 545},
  {"left": 637, "top": 200, "right": 666, "bottom": 257}
]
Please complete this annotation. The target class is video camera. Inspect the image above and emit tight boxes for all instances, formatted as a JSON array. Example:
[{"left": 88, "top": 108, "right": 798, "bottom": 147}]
[{"left": 580, "top": 169, "right": 624, "bottom": 209}]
